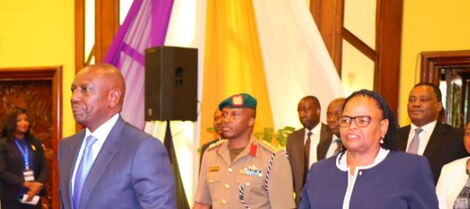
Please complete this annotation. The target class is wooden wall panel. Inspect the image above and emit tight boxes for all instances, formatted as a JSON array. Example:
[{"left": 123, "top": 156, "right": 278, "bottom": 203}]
[
  {"left": 311, "top": 0, "right": 403, "bottom": 114},
  {"left": 310, "top": 0, "right": 344, "bottom": 72},
  {"left": 95, "top": 0, "right": 119, "bottom": 63}
]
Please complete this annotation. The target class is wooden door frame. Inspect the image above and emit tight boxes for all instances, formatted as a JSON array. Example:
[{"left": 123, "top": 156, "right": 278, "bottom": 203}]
[
  {"left": 0, "top": 66, "right": 62, "bottom": 209},
  {"left": 420, "top": 50, "right": 470, "bottom": 127},
  {"left": 310, "top": 0, "right": 403, "bottom": 114},
  {"left": 420, "top": 50, "right": 470, "bottom": 83},
  {"left": 75, "top": 0, "right": 119, "bottom": 72}
]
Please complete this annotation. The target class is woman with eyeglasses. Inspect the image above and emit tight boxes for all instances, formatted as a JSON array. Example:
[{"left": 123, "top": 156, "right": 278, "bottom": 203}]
[
  {"left": 436, "top": 121, "right": 470, "bottom": 209},
  {"left": 299, "top": 90, "right": 438, "bottom": 209}
]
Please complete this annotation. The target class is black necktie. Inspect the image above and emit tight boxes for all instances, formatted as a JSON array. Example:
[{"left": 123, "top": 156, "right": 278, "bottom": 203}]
[{"left": 304, "top": 131, "right": 312, "bottom": 174}]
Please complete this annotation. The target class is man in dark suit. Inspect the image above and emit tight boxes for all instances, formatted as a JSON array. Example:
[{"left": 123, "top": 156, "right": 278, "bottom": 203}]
[
  {"left": 286, "top": 96, "right": 332, "bottom": 206},
  {"left": 58, "top": 64, "right": 176, "bottom": 209},
  {"left": 397, "top": 82, "right": 468, "bottom": 183},
  {"left": 324, "top": 98, "right": 346, "bottom": 156}
]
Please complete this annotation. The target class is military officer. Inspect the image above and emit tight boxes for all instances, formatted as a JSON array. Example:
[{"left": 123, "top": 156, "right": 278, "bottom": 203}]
[{"left": 193, "top": 93, "right": 296, "bottom": 209}]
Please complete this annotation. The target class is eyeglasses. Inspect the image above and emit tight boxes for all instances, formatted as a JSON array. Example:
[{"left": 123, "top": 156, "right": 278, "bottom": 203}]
[{"left": 338, "top": 115, "right": 372, "bottom": 128}]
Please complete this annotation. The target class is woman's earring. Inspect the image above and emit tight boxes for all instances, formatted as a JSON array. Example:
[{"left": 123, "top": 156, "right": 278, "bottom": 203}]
[{"left": 379, "top": 136, "right": 384, "bottom": 144}]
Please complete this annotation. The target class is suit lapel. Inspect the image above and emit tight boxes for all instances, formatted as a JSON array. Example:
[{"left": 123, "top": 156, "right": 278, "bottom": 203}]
[
  {"left": 423, "top": 123, "right": 447, "bottom": 158},
  {"left": 293, "top": 129, "right": 306, "bottom": 174},
  {"left": 64, "top": 131, "right": 86, "bottom": 209},
  {"left": 79, "top": 117, "right": 126, "bottom": 209},
  {"left": 317, "top": 124, "right": 333, "bottom": 160}
]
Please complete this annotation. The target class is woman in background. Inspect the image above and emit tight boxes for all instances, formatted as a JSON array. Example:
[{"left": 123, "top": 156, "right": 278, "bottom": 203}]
[
  {"left": 436, "top": 121, "right": 470, "bottom": 209},
  {"left": 299, "top": 90, "right": 438, "bottom": 209},
  {"left": 0, "top": 107, "right": 48, "bottom": 209}
]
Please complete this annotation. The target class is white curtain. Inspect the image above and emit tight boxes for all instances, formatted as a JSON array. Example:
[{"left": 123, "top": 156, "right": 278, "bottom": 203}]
[{"left": 253, "top": 0, "right": 344, "bottom": 129}]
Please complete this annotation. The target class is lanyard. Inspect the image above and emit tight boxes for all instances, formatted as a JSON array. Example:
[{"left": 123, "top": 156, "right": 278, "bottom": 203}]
[{"left": 14, "top": 140, "right": 30, "bottom": 170}]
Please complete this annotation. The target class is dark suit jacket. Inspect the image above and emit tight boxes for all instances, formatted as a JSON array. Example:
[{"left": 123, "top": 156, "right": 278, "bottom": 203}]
[
  {"left": 286, "top": 124, "right": 332, "bottom": 207},
  {"left": 397, "top": 123, "right": 468, "bottom": 183},
  {"left": 58, "top": 117, "right": 176, "bottom": 209},
  {"left": 0, "top": 136, "right": 48, "bottom": 202}
]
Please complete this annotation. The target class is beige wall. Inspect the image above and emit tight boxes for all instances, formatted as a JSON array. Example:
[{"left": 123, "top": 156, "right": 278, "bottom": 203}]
[{"left": 0, "top": 0, "right": 75, "bottom": 137}]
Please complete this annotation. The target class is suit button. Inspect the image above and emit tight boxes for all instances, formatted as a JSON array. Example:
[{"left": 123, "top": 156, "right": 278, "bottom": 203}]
[
  {"left": 221, "top": 199, "right": 227, "bottom": 204},
  {"left": 224, "top": 184, "right": 230, "bottom": 189}
]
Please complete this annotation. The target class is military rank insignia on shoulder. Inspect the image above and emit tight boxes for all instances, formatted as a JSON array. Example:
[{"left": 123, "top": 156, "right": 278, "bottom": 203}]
[
  {"left": 259, "top": 140, "right": 281, "bottom": 153},
  {"left": 206, "top": 139, "right": 224, "bottom": 151}
]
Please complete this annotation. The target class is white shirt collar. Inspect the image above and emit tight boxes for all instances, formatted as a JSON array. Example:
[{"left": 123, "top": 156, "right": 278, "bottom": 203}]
[
  {"left": 408, "top": 120, "right": 437, "bottom": 154},
  {"left": 85, "top": 113, "right": 120, "bottom": 141},
  {"left": 336, "top": 147, "right": 390, "bottom": 171},
  {"left": 332, "top": 134, "right": 340, "bottom": 141},
  {"left": 304, "top": 123, "right": 321, "bottom": 142},
  {"left": 410, "top": 120, "right": 437, "bottom": 133}
]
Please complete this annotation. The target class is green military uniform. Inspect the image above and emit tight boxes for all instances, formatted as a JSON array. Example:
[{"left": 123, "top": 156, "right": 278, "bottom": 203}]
[{"left": 195, "top": 136, "right": 296, "bottom": 209}]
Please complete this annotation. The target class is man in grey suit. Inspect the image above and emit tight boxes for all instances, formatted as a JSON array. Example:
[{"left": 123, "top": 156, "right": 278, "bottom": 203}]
[
  {"left": 286, "top": 96, "right": 332, "bottom": 206},
  {"left": 58, "top": 64, "right": 176, "bottom": 209}
]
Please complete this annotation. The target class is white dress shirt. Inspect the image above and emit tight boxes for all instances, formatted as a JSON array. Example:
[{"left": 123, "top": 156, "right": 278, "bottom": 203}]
[
  {"left": 325, "top": 134, "right": 341, "bottom": 158},
  {"left": 71, "top": 113, "right": 119, "bottom": 192},
  {"left": 436, "top": 156, "right": 470, "bottom": 209},
  {"left": 406, "top": 120, "right": 437, "bottom": 155},
  {"left": 304, "top": 124, "right": 321, "bottom": 167}
]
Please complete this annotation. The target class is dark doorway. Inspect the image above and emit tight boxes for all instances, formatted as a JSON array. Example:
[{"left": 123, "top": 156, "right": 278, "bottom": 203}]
[
  {"left": 0, "top": 67, "right": 62, "bottom": 209},
  {"left": 439, "top": 68, "right": 470, "bottom": 127},
  {"left": 421, "top": 50, "right": 470, "bottom": 128}
]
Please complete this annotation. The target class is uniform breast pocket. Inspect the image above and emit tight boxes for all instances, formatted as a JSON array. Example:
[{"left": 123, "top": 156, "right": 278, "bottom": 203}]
[
  {"left": 236, "top": 173, "right": 266, "bottom": 204},
  {"left": 206, "top": 171, "right": 221, "bottom": 184},
  {"left": 206, "top": 171, "right": 221, "bottom": 199}
]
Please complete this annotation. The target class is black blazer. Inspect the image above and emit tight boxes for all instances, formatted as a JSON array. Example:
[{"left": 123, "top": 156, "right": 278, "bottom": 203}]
[
  {"left": 397, "top": 123, "right": 468, "bottom": 183},
  {"left": 0, "top": 136, "right": 48, "bottom": 202},
  {"left": 286, "top": 124, "right": 332, "bottom": 207}
]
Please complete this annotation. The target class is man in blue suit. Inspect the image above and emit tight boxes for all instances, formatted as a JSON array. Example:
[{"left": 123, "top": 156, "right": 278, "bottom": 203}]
[{"left": 58, "top": 63, "right": 176, "bottom": 209}]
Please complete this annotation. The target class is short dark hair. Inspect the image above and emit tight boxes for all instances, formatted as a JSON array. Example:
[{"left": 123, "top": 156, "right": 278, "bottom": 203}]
[
  {"left": 1, "top": 107, "right": 33, "bottom": 143},
  {"left": 343, "top": 90, "right": 398, "bottom": 150},
  {"left": 301, "top": 96, "right": 321, "bottom": 110},
  {"left": 413, "top": 82, "right": 442, "bottom": 102}
]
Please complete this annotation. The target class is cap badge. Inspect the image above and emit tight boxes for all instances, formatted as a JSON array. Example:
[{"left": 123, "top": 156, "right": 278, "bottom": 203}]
[{"left": 231, "top": 95, "right": 244, "bottom": 106}]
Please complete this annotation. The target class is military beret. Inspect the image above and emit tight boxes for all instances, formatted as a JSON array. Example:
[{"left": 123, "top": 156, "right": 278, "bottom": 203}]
[{"left": 218, "top": 93, "right": 257, "bottom": 110}]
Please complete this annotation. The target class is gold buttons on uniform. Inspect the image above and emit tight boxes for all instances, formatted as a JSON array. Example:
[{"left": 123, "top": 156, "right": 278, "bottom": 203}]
[
  {"left": 221, "top": 199, "right": 227, "bottom": 204},
  {"left": 228, "top": 168, "right": 233, "bottom": 172},
  {"left": 224, "top": 184, "right": 230, "bottom": 189}
]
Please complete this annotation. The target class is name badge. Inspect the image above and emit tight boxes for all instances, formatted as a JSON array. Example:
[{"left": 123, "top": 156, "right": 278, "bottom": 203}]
[
  {"left": 23, "top": 169, "right": 35, "bottom": 182},
  {"left": 20, "top": 194, "right": 40, "bottom": 205}
]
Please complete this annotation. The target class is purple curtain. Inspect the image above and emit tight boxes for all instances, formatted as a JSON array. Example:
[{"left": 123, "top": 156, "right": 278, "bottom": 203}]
[{"left": 104, "top": 0, "right": 174, "bottom": 128}]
